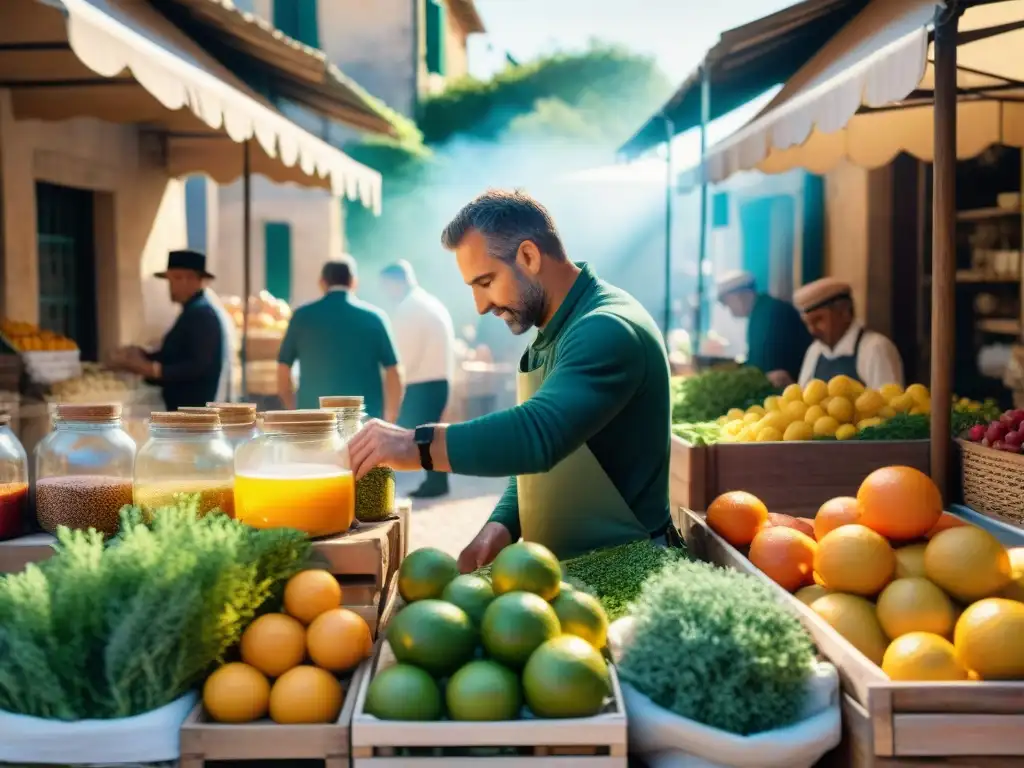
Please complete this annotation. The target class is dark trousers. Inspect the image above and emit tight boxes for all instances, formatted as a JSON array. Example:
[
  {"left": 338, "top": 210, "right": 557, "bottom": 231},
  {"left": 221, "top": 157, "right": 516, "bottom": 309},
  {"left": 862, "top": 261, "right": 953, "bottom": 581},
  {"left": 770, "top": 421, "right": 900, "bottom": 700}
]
[{"left": 398, "top": 379, "right": 450, "bottom": 488}]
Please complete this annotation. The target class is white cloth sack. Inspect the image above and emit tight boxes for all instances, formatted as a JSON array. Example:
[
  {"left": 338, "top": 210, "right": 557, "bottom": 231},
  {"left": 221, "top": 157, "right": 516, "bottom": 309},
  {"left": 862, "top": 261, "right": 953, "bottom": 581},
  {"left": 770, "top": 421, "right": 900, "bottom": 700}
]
[
  {"left": 608, "top": 617, "right": 842, "bottom": 768},
  {"left": 0, "top": 693, "right": 196, "bottom": 764}
]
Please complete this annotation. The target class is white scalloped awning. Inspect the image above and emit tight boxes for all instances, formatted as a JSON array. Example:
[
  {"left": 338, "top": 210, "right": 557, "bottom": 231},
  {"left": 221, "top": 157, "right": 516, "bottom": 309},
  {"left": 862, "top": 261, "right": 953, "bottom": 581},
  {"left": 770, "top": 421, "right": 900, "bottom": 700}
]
[
  {"left": 691, "top": 0, "right": 1024, "bottom": 188},
  {"left": 21, "top": 0, "right": 382, "bottom": 212}
]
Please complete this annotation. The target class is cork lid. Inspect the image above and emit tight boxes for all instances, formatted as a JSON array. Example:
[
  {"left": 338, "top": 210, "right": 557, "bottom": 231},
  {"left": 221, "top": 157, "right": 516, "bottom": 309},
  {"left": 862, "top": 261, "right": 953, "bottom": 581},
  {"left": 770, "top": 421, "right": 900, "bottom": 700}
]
[
  {"left": 320, "top": 396, "right": 363, "bottom": 409},
  {"left": 149, "top": 411, "right": 221, "bottom": 431},
  {"left": 56, "top": 403, "right": 122, "bottom": 422},
  {"left": 206, "top": 402, "right": 258, "bottom": 427},
  {"left": 261, "top": 409, "right": 337, "bottom": 434},
  {"left": 179, "top": 407, "right": 219, "bottom": 415}
]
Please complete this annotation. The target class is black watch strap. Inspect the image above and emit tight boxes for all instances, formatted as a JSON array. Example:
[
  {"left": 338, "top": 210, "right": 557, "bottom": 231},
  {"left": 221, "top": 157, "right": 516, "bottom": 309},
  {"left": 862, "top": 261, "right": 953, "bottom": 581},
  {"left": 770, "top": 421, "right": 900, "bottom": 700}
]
[{"left": 414, "top": 425, "right": 435, "bottom": 471}]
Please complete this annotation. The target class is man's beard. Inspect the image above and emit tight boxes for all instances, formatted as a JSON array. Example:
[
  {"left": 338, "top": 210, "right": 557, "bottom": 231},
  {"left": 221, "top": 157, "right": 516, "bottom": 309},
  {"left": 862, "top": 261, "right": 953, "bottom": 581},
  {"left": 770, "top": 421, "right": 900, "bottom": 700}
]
[{"left": 495, "top": 269, "right": 547, "bottom": 335}]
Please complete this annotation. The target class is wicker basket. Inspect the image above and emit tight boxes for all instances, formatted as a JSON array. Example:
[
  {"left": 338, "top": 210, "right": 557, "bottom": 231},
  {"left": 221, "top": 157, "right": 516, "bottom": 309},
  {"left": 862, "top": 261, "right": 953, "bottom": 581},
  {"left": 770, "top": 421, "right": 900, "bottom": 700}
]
[{"left": 958, "top": 438, "right": 1024, "bottom": 526}]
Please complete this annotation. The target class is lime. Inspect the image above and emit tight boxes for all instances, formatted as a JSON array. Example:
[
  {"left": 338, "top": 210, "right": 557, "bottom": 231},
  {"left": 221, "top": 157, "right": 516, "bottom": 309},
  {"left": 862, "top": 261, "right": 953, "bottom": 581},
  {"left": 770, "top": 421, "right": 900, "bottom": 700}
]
[
  {"left": 365, "top": 664, "right": 443, "bottom": 721},
  {"left": 523, "top": 636, "right": 610, "bottom": 718},
  {"left": 446, "top": 660, "right": 522, "bottom": 721},
  {"left": 442, "top": 574, "right": 495, "bottom": 626},
  {"left": 386, "top": 599, "right": 476, "bottom": 677},
  {"left": 398, "top": 548, "right": 459, "bottom": 603},
  {"left": 490, "top": 542, "right": 562, "bottom": 600},
  {"left": 551, "top": 590, "right": 608, "bottom": 649},
  {"left": 481, "top": 592, "right": 561, "bottom": 668}
]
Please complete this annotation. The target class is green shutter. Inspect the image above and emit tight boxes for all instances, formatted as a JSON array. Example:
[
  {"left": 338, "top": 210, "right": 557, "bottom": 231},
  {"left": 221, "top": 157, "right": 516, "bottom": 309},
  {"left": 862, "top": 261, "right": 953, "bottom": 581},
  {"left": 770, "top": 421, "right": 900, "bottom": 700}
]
[
  {"left": 425, "top": 0, "right": 446, "bottom": 76},
  {"left": 264, "top": 222, "right": 292, "bottom": 303},
  {"left": 273, "top": 0, "right": 319, "bottom": 49}
]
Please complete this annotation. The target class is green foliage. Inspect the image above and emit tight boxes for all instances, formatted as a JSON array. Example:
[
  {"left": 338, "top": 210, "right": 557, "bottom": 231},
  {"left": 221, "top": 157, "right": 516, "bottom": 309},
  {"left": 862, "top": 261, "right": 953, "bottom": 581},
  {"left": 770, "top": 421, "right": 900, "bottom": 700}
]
[
  {"left": 854, "top": 401, "right": 1001, "bottom": 442},
  {"left": 0, "top": 498, "right": 310, "bottom": 719},
  {"left": 671, "top": 368, "right": 777, "bottom": 425},
  {"left": 618, "top": 559, "right": 816, "bottom": 736},
  {"left": 671, "top": 421, "right": 722, "bottom": 446}
]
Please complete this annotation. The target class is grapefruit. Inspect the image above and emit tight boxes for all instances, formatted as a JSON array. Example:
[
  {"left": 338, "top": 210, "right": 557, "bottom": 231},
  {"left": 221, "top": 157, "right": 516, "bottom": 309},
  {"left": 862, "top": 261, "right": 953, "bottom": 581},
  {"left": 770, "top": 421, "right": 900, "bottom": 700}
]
[
  {"left": 748, "top": 526, "right": 817, "bottom": 592},
  {"left": 306, "top": 608, "right": 373, "bottom": 673},
  {"left": 814, "top": 524, "right": 895, "bottom": 597},
  {"left": 269, "top": 666, "right": 343, "bottom": 724},
  {"left": 490, "top": 542, "right": 562, "bottom": 600},
  {"left": 398, "top": 548, "right": 459, "bottom": 603},
  {"left": 203, "top": 663, "right": 270, "bottom": 723},
  {"left": 882, "top": 632, "right": 968, "bottom": 682},
  {"left": 814, "top": 497, "right": 860, "bottom": 541},
  {"left": 924, "top": 527, "right": 1012, "bottom": 603},
  {"left": 522, "top": 636, "right": 610, "bottom": 718},
  {"left": 706, "top": 491, "right": 768, "bottom": 547},
  {"left": 954, "top": 598, "right": 1024, "bottom": 680},
  {"left": 283, "top": 569, "right": 342, "bottom": 625},
  {"left": 365, "top": 664, "right": 444, "bottom": 721},
  {"left": 550, "top": 590, "right": 608, "bottom": 649},
  {"left": 240, "top": 613, "right": 306, "bottom": 678},
  {"left": 894, "top": 543, "right": 928, "bottom": 579},
  {"left": 446, "top": 660, "right": 522, "bottom": 721},
  {"left": 442, "top": 574, "right": 495, "bottom": 625},
  {"left": 856, "top": 466, "right": 942, "bottom": 541},
  {"left": 386, "top": 599, "right": 476, "bottom": 677},
  {"left": 481, "top": 592, "right": 561, "bottom": 668},
  {"left": 811, "top": 593, "right": 888, "bottom": 665},
  {"left": 875, "top": 578, "right": 957, "bottom": 640}
]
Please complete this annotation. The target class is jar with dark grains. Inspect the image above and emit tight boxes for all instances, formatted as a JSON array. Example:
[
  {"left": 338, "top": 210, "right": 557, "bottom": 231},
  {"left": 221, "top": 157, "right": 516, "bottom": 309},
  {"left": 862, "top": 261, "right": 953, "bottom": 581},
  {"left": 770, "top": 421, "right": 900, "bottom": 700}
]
[
  {"left": 134, "top": 411, "right": 235, "bottom": 518},
  {"left": 34, "top": 403, "right": 137, "bottom": 535},
  {"left": 320, "top": 395, "right": 395, "bottom": 523},
  {"left": 0, "top": 413, "right": 29, "bottom": 540}
]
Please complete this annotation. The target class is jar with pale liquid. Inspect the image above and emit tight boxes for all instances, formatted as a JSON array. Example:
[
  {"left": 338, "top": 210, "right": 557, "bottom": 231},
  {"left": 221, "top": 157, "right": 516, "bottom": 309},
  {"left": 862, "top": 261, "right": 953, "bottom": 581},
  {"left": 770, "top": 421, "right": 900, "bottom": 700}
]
[
  {"left": 234, "top": 410, "right": 354, "bottom": 536},
  {"left": 320, "top": 395, "right": 395, "bottom": 523},
  {"left": 0, "top": 413, "right": 29, "bottom": 540},
  {"left": 134, "top": 411, "right": 235, "bottom": 518}
]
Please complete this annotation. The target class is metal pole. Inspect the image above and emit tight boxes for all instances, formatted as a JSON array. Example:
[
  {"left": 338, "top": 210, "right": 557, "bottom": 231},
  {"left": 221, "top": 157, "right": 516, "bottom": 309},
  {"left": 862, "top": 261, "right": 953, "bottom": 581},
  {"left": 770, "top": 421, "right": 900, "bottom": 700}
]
[
  {"left": 663, "top": 113, "right": 674, "bottom": 338},
  {"left": 241, "top": 140, "right": 251, "bottom": 398},
  {"left": 930, "top": 3, "right": 961, "bottom": 497},
  {"left": 694, "top": 63, "right": 711, "bottom": 347}
]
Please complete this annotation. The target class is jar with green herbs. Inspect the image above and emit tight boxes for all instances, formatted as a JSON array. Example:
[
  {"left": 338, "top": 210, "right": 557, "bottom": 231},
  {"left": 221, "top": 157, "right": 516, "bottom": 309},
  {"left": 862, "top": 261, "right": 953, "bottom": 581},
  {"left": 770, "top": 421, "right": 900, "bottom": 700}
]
[{"left": 320, "top": 395, "right": 395, "bottom": 522}]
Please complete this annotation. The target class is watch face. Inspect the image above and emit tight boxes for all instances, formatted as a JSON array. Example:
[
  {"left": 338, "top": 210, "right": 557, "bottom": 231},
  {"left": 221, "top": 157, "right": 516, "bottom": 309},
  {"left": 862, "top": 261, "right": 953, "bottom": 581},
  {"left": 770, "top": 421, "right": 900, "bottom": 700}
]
[{"left": 415, "top": 426, "right": 434, "bottom": 445}]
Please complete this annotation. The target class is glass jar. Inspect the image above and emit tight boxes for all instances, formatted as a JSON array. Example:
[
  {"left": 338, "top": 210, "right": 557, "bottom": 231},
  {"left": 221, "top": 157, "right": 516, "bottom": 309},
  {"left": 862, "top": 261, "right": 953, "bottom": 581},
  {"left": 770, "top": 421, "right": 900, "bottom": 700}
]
[
  {"left": 207, "top": 402, "right": 260, "bottom": 449},
  {"left": 134, "top": 411, "right": 235, "bottom": 518},
  {"left": 235, "top": 410, "right": 353, "bottom": 536},
  {"left": 320, "top": 396, "right": 396, "bottom": 523},
  {"left": 35, "top": 403, "right": 137, "bottom": 535},
  {"left": 0, "top": 413, "right": 29, "bottom": 540}
]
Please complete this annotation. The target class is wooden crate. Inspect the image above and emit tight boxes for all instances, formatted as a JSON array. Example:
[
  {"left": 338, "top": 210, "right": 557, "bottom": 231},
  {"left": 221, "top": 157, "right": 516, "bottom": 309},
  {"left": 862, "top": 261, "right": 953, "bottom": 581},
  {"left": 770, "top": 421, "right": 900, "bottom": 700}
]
[
  {"left": 0, "top": 532, "right": 56, "bottom": 573},
  {"left": 313, "top": 517, "right": 405, "bottom": 591},
  {"left": 670, "top": 437, "right": 930, "bottom": 517},
  {"left": 678, "top": 506, "right": 1024, "bottom": 767},
  {"left": 350, "top": 643, "right": 628, "bottom": 767}
]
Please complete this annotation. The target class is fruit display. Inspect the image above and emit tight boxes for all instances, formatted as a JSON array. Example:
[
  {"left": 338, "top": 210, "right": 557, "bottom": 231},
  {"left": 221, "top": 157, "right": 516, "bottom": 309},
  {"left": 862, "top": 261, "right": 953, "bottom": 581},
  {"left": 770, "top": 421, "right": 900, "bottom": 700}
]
[
  {"left": 706, "top": 465, "right": 1024, "bottom": 681},
  {"left": 0, "top": 318, "right": 77, "bottom": 352},
  {"left": 671, "top": 366, "right": 777, "bottom": 424},
  {"left": 221, "top": 291, "right": 292, "bottom": 334},
  {"left": 49, "top": 363, "right": 143, "bottom": 402},
  {"left": 202, "top": 567, "right": 373, "bottom": 724},
  {"left": 964, "top": 406, "right": 1024, "bottom": 453},
  {"left": 365, "top": 542, "right": 614, "bottom": 722}
]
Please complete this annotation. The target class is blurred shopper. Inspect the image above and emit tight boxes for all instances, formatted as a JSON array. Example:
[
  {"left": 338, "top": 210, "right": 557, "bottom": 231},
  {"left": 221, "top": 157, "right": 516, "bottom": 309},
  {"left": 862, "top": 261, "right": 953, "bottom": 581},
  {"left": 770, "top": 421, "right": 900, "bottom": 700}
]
[
  {"left": 203, "top": 285, "right": 237, "bottom": 402},
  {"left": 277, "top": 256, "right": 402, "bottom": 419},
  {"left": 717, "top": 270, "right": 811, "bottom": 388},
  {"left": 111, "top": 250, "right": 223, "bottom": 410},
  {"left": 794, "top": 277, "right": 904, "bottom": 390},
  {"left": 381, "top": 260, "right": 455, "bottom": 498}
]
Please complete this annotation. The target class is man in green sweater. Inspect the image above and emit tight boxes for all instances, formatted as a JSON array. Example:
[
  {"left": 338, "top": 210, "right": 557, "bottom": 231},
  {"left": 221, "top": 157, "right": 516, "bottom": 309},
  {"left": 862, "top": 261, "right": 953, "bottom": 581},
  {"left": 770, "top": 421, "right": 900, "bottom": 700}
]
[{"left": 348, "top": 189, "right": 672, "bottom": 568}]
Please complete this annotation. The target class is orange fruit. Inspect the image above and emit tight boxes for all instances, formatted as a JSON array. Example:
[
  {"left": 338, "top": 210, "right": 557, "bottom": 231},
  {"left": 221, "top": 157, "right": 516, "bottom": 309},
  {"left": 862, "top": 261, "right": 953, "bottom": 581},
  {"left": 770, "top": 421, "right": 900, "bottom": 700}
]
[
  {"left": 999, "top": 547, "right": 1024, "bottom": 602},
  {"left": 284, "top": 569, "right": 343, "bottom": 625},
  {"left": 814, "top": 524, "right": 895, "bottom": 597},
  {"left": 240, "top": 613, "right": 307, "bottom": 678},
  {"left": 924, "top": 527, "right": 1011, "bottom": 603},
  {"left": 269, "top": 665, "right": 344, "bottom": 723},
  {"left": 954, "top": 598, "right": 1024, "bottom": 680},
  {"left": 875, "top": 577, "right": 957, "bottom": 640},
  {"left": 882, "top": 632, "right": 967, "bottom": 682},
  {"left": 706, "top": 491, "right": 768, "bottom": 547},
  {"left": 813, "top": 497, "right": 861, "bottom": 541},
  {"left": 856, "top": 466, "right": 942, "bottom": 541},
  {"left": 203, "top": 662, "right": 271, "bottom": 723},
  {"left": 306, "top": 608, "right": 373, "bottom": 673},
  {"left": 811, "top": 593, "right": 888, "bottom": 665},
  {"left": 926, "top": 512, "right": 968, "bottom": 539},
  {"left": 748, "top": 527, "right": 817, "bottom": 592},
  {"left": 765, "top": 513, "right": 816, "bottom": 539}
]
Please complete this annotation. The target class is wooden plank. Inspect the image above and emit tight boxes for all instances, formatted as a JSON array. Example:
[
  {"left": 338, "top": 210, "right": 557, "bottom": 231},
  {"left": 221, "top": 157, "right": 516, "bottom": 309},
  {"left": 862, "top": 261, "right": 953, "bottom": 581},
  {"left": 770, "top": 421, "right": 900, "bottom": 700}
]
[
  {"left": 669, "top": 435, "right": 710, "bottom": 515},
  {"left": 314, "top": 518, "right": 400, "bottom": 586},
  {"left": 0, "top": 532, "right": 56, "bottom": 573},
  {"left": 888, "top": 681, "right": 1024, "bottom": 714},
  {"left": 893, "top": 714, "right": 1024, "bottom": 757},
  {"left": 354, "top": 758, "right": 624, "bottom": 767}
]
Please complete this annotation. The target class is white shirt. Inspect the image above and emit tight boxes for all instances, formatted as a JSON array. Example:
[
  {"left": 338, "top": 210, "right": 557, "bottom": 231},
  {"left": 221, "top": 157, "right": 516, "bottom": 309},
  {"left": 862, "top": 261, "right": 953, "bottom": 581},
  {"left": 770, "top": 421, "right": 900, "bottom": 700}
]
[
  {"left": 798, "top": 321, "right": 904, "bottom": 390},
  {"left": 392, "top": 287, "right": 454, "bottom": 384}
]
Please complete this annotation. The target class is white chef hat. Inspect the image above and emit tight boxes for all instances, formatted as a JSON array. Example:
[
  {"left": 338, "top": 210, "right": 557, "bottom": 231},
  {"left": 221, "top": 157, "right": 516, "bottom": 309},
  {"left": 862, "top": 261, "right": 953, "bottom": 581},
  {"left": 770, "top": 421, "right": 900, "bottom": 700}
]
[{"left": 716, "top": 270, "right": 756, "bottom": 300}]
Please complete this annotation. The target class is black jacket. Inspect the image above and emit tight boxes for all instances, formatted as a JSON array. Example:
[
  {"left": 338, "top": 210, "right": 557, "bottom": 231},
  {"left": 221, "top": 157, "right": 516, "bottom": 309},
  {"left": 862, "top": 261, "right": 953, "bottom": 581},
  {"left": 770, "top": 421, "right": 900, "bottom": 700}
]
[{"left": 147, "top": 291, "right": 224, "bottom": 410}]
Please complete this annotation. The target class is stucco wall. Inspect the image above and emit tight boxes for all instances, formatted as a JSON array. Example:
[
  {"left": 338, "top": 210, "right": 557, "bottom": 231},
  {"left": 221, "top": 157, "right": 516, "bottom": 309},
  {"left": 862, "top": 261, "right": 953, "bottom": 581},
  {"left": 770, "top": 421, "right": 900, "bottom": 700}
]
[{"left": 0, "top": 90, "right": 186, "bottom": 355}]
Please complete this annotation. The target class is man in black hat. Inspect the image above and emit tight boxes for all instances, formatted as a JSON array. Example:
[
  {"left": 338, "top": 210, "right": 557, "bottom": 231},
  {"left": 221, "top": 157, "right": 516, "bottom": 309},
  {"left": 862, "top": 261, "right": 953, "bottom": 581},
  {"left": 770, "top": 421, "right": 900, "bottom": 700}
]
[{"left": 111, "top": 250, "right": 225, "bottom": 410}]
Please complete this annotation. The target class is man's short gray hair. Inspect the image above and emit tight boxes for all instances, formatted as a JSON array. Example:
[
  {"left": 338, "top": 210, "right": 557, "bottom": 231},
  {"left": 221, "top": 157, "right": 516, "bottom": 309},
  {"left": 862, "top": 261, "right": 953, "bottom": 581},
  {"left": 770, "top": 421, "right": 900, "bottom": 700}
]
[{"left": 440, "top": 189, "right": 568, "bottom": 263}]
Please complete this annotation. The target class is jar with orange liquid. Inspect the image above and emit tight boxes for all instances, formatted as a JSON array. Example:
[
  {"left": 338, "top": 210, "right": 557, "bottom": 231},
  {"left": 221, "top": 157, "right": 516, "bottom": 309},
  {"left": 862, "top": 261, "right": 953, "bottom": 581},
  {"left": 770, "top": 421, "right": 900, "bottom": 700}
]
[
  {"left": 234, "top": 410, "right": 354, "bottom": 537},
  {"left": 134, "top": 411, "right": 235, "bottom": 518},
  {"left": 0, "top": 413, "right": 28, "bottom": 540}
]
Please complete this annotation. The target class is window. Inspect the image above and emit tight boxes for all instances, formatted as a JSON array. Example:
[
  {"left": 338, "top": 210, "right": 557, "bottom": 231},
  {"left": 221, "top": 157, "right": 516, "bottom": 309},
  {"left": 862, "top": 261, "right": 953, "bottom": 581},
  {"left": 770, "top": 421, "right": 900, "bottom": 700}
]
[
  {"left": 425, "top": 0, "right": 447, "bottom": 76},
  {"left": 273, "top": 0, "right": 319, "bottom": 49},
  {"left": 264, "top": 222, "right": 292, "bottom": 303}
]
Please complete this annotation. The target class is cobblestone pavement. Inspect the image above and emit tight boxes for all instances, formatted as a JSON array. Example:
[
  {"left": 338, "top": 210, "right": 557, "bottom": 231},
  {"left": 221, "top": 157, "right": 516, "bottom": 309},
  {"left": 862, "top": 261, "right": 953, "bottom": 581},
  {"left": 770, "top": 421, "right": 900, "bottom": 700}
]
[{"left": 395, "top": 472, "right": 506, "bottom": 558}]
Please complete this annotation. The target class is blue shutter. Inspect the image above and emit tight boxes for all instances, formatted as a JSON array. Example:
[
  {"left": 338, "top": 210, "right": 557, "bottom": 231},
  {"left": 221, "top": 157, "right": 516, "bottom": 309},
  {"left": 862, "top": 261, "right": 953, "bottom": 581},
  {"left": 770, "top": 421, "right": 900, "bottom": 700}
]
[
  {"left": 425, "top": 0, "right": 447, "bottom": 76},
  {"left": 273, "top": 0, "right": 319, "bottom": 49},
  {"left": 264, "top": 222, "right": 292, "bottom": 303}
]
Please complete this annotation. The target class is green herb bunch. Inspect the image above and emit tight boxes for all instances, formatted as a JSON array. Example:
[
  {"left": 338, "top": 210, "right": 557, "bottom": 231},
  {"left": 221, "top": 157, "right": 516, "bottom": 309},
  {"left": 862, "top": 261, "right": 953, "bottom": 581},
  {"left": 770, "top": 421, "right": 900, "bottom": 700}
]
[
  {"left": 0, "top": 497, "right": 310, "bottom": 720},
  {"left": 855, "top": 401, "right": 1002, "bottom": 442},
  {"left": 618, "top": 559, "right": 816, "bottom": 736},
  {"left": 671, "top": 368, "right": 776, "bottom": 424}
]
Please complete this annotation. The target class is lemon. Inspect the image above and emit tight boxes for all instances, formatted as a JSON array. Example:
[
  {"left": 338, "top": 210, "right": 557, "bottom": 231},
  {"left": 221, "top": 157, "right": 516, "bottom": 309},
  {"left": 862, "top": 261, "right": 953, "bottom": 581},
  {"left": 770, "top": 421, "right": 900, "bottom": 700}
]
[
  {"left": 835, "top": 424, "right": 858, "bottom": 441},
  {"left": 804, "top": 405, "right": 826, "bottom": 425},
  {"left": 762, "top": 411, "right": 790, "bottom": 433},
  {"left": 783, "top": 421, "right": 814, "bottom": 441},
  {"left": 876, "top": 577, "right": 957, "bottom": 639},
  {"left": 855, "top": 390, "right": 885, "bottom": 418},
  {"left": 906, "top": 383, "right": 931, "bottom": 405},
  {"left": 827, "top": 375, "right": 858, "bottom": 399},
  {"left": 794, "top": 584, "right": 830, "bottom": 606},
  {"left": 782, "top": 383, "right": 804, "bottom": 403},
  {"left": 813, "top": 415, "right": 840, "bottom": 437},
  {"left": 764, "top": 396, "right": 783, "bottom": 413},
  {"left": 785, "top": 401, "right": 809, "bottom": 421},
  {"left": 890, "top": 393, "right": 915, "bottom": 413},
  {"left": 746, "top": 404, "right": 765, "bottom": 417},
  {"left": 857, "top": 417, "right": 884, "bottom": 430},
  {"left": 717, "top": 415, "right": 729, "bottom": 425},
  {"left": 910, "top": 402, "right": 931, "bottom": 416},
  {"left": 756, "top": 427, "right": 783, "bottom": 442},
  {"left": 736, "top": 427, "right": 755, "bottom": 443},
  {"left": 725, "top": 408, "right": 745, "bottom": 422},
  {"left": 954, "top": 599, "right": 1024, "bottom": 680},
  {"left": 882, "top": 632, "right": 968, "bottom": 682},
  {"left": 827, "top": 397, "right": 855, "bottom": 424},
  {"left": 895, "top": 543, "right": 929, "bottom": 578},
  {"left": 802, "top": 379, "right": 828, "bottom": 406},
  {"left": 722, "top": 421, "right": 743, "bottom": 438},
  {"left": 879, "top": 383, "right": 904, "bottom": 403},
  {"left": 878, "top": 405, "right": 897, "bottom": 419},
  {"left": 925, "top": 527, "right": 1012, "bottom": 603},
  {"left": 742, "top": 412, "right": 761, "bottom": 426}
]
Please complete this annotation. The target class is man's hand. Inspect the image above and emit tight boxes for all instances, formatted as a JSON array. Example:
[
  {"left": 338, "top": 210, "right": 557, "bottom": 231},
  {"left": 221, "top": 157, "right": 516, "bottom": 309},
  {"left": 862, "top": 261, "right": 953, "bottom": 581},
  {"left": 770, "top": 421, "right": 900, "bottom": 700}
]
[
  {"left": 767, "top": 369, "right": 794, "bottom": 389},
  {"left": 347, "top": 419, "right": 420, "bottom": 479},
  {"left": 458, "top": 522, "right": 512, "bottom": 573}
]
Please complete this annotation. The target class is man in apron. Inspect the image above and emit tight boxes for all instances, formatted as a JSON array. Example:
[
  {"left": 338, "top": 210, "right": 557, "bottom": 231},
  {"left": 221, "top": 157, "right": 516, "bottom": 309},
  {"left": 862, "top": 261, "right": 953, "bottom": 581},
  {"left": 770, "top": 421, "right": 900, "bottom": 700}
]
[
  {"left": 348, "top": 189, "right": 676, "bottom": 567},
  {"left": 794, "top": 277, "right": 904, "bottom": 390}
]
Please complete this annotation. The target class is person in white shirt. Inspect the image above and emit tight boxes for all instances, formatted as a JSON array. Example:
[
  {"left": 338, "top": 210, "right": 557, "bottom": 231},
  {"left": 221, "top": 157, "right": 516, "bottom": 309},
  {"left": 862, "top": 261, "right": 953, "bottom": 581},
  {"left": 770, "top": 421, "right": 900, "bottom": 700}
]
[
  {"left": 794, "top": 277, "right": 905, "bottom": 390},
  {"left": 381, "top": 260, "right": 455, "bottom": 498}
]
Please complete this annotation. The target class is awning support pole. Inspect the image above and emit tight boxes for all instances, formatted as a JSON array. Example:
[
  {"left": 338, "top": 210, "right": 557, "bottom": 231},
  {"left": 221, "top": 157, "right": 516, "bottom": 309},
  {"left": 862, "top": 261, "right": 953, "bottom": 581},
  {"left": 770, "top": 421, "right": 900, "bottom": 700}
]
[
  {"left": 241, "top": 140, "right": 252, "bottom": 399},
  {"left": 663, "top": 113, "right": 674, "bottom": 338},
  {"left": 694, "top": 63, "right": 711, "bottom": 349},
  {"left": 930, "top": 2, "right": 962, "bottom": 497}
]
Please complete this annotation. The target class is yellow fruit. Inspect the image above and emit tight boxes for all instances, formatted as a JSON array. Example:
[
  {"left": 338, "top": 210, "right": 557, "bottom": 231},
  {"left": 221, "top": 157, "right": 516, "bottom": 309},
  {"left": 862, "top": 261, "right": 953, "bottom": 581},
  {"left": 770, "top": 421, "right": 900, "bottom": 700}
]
[
  {"left": 895, "top": 543, "right": 928, "bottom": 578},
  {"left": 736, "top": 427, "right": 755, "bottom": 442},
  {"left": 855, "top": 390, "right": 885, "bottom": 418},
  {"left": 827, "top": 397, "right": 855, "bottom": 424},
  {"left": 879, "top": 383, "right": 903, "bottom": 402},
  {"left": 835, "top": 424, "right": 858, "bottom": 441},
  {"left": 783, "top": 421, "right": 814, "bottom": 442},
  {"left": 240, "top": 613, "right": 307, "bottom": 678},
  {"left": 877, "top": 405, "right": 897, "bottom": 419},
  {"left": 764, "top": 396, "right": 783, "bottom": 413},
  {"left": 906, "top": 383, "right": 931, "bottom": 405},
  {"left": 795, "top": 584, "right": 830, "bottom": 606},
  {"left": 746, "top": 404, "right": 765, "bottom": 417},
  {"left": 785, "top": 401, "right": 809, "bottom": 421},
  {"left": 925, "top": 527, "right": 1012, "bottom": 603},
  {"left": 954, "top": 599, "right": 1024, "bottom": 680},
  {"left": 804, "top": 405, "right": 826, "bottom": 425},
  {"left": 811, "top": 593, "right": 889, "bottom": 665},
  {"left": 722, "top": 421, "right": 743, "bottom": 438},
  {"left": 882, "top": 632, "right": 968, "bottom": 682},
  {"left": 827, "top": 375, "right": 858, "bottom": 399},
  {"left": 763, "top": 411, "right": 791, "bottom": 432},
  {"left": 742, "top": 412, "right": 761, "bottom": 426},
  {"left": 726, "top": 408, "right": 745, "bottom": 422},
  {"left": 813, "top": 415, "right": 840, "bottom": 438},
  {"left": 756, "top": 427, "right": 783, "bottom": 442},
  {"left": 815, "top": 524, "right": 895, "bottom": 597},
  {"left": 269, "top": 665, "right": 344, "bottom": 723},
  {"left": 820, "top": 396, "right": 833, "bottom": 411},
  {"left": 802, "top": 379, "right": 828, "bottom": 406},
  {"left": 717, "top": 415, "right": 729, "bottom": 426},
  {"left": 857, "top": 417, "right": 884, "bottom": 430},
  {"left": 284, "top": 570, "right": 343, "bottom": 625},
  {"left": 890, "top": 393, "right": 914, "bottom": 413},
  {"left": 306, "top": 608, "right": 373, "bottom": 673},
  {"left": 876, "top": 578, "right": 957, "bottom": 639},
  {"left": 203, "top": 663, "right": 271, "bottom": 723},
  {"left": 782, "top": 383, "right": 804, "bottom": 403},
  {"left": 910, "top": 402, "right": 931, "bottom": 416},
  {"left": 999, "top": 547, "right": 1024, "bottom": 602}
]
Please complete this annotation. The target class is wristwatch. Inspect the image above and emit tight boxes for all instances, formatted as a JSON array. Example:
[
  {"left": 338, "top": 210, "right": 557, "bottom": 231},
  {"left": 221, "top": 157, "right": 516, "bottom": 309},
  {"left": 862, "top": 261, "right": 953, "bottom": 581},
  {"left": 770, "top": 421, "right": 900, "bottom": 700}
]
[{"left": 414, "top": 425, "right": 435, "bottom": 471}]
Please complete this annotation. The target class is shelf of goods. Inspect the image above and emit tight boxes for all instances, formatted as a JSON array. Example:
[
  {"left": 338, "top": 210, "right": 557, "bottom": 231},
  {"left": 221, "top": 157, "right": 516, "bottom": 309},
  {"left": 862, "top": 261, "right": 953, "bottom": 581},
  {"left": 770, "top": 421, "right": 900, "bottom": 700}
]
[{"left": 677, "top": 505, "right": 1024, "bottom": 767}]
